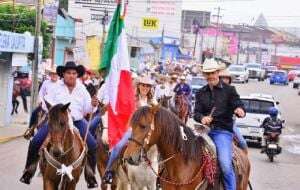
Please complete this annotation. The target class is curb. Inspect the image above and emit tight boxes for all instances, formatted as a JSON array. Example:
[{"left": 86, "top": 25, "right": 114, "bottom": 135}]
[{"left": 0, "top": 134, "right": 23, "bottom": 144}]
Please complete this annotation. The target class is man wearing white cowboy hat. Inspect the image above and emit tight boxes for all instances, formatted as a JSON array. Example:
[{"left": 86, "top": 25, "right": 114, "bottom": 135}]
[
  {"left": 20, "top": 61, "right": 99, "bottom": 188},
  {"left": 174, "top": 75, "right": 191, "bottom": 97},
  {"left": 194, "top": 58, "right": 246, "bottom": 190}
]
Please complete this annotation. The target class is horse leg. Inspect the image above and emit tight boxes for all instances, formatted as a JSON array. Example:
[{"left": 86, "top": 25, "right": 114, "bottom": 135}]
[
  {"left": 15, "top": 99, "right": 19, "bottom": 114},
  {"left": 43, "top": 179, "right": 55, "bottom": 190},
  {"left": 65, "top": 181, "right": 77, "bottom": 190}
]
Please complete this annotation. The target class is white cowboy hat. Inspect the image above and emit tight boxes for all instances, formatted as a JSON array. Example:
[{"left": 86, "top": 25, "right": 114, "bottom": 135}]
[
  {"left": 219, "top": 69, "right": 231, "bottom": 77},
  {"left": 131, "top": 72, "right": 138, "bottom": 79},
  {"left": 46, "top": 66, "right": 57, "bottom": 74},
  {"left": 137, "top": 76, "right": 154, "bottom": 86},
  {"left": 179, "top": 76, "right": 186, "bottom": 80},
  {"left": 218, "top": 62, "right": 227, "bottom": 70},
  {"left": 201, "top": 58, "right": 220, "bottom": 73}
]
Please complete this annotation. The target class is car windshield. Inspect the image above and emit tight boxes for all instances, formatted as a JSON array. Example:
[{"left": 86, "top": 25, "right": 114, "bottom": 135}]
[
  {"left": 247, "top": 64, "right": 260, "bottom": 69},
  {"left": 274, "top": 71, "right": 285, "bottom": 76},
  {"left": 241, "top": 99, "right": 274, "bottom": 114},
  {"left": 191, "top": 77, "right": 207, "bottom": 86},
  {"left": 229, "top": 66, "right": 244, "bottom": 72}
]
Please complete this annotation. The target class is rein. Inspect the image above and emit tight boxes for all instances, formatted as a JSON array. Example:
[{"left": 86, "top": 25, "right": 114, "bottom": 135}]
[{"left": 128, "top": 116, "right": 207, "bottom": 187}]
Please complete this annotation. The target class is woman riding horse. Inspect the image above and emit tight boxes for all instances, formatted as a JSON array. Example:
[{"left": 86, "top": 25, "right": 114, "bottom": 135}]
[{"left": 102, "top": 76, "right": 157, "bottom": 184}]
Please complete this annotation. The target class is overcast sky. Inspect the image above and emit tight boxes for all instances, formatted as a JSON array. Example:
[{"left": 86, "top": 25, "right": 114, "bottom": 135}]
[{"left": 183, "top": 0, "right": 300, "bottom": 27}]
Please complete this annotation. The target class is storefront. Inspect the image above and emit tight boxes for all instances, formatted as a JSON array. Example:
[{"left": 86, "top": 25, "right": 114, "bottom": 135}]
[{"left": 0, "top": 30, "right": 34, "bottom": 126}]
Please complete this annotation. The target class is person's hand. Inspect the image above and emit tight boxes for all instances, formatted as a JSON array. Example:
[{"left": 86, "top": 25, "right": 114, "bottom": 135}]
[
  {"left": 201, "top": 116, "right": 213, "bottom": 125},
  {"left": 91, "top": 96, "right": 99, "bottom": 107},
  {"left": 234, "top": 107, "right": 245, "bottom": 118}
]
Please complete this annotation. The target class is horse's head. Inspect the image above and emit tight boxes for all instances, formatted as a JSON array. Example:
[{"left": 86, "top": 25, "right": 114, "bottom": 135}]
[
  {"left": 46, "top": 101, "right": 72, "bottom": 158},
  {"left": 160, "top": 95, "right": 172, "bottom": 108},
  {"left": 124, "top": 105, "right": 161, "bottom": 165}
]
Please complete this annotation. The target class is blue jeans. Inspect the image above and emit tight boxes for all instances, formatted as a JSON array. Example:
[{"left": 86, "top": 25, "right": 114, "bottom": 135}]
[
  {"left": 209, "top": 129, "right": 236, "bottom": 190},
  {"left": 106, "top": 129, "right": 132, "bottom": 170},
  {"left": 29, "top": 106, "right": 42, "bottom": 128},
  {"left": 88, "top": 115, "right": 102, "bottom": 137},
  {"left": 233, "top": 125, "right": 248, "bottom": 150},
  {"left": 32, "top": 119, "right": 97, "bottom": 153}
]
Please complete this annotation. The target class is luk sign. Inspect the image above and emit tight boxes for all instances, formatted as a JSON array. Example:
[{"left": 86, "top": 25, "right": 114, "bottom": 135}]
[{"left": 142, "top": 18, "right": 159, "bottom": 30}]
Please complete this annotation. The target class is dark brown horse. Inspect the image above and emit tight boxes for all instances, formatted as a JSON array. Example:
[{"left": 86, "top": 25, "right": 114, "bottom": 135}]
[
  {"left": 174, "top": 94, "right": 189, "bottom": 124},
  {"left": 124, "top": 105, "right": 251, "bottom": 190},
  {"left": 40, "top": 103, "right": 86, "bottom": 190}
]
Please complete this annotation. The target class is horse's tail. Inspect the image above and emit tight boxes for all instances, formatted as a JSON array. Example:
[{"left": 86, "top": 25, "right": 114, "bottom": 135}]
[{"left": 248, "top": 181, "right": 253, "bottom": 190}]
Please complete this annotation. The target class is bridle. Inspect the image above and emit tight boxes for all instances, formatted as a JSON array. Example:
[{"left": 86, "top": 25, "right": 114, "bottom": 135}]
[{"left": 127, "top": 115, "right": 207, "bottom": 187}]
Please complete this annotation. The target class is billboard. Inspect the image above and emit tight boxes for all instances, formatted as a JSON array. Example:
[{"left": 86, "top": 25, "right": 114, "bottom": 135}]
[
  {"left": 68, "top": 0, "right": 117, "bottom": 36},
  {"left": 126, "top": 0, "right": 182, "bottom": 38}
]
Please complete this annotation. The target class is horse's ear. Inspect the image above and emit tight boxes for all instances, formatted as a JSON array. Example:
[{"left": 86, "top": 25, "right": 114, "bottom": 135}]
[
  {"left": 150, "top": 103, "right": 160, "bottom": 115},
  {"left": 62, "top": 102, "right": 71, "bottom": 111},
  {"left": 166, "top": 96, "right": 172, "bottom": 100},
  {"left": 45, "top": 100, "right": 52, "bottom": 111}
]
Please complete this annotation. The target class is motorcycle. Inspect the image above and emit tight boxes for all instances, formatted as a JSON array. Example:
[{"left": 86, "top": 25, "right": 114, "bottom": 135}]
[{"left": 264, "top": 131, "right": 282, "bottom": 162}]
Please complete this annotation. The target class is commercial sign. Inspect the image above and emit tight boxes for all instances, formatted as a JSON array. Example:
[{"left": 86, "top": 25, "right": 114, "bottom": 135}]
[
  {"left": 142, "top": 18, "right": 159, "bottom": 30},
  {"left": 68, "top": 0, "right": 117, "bottom": 36},
  {"left": 127, "top": 0, "right": 182, "bottom": 38},
  {"left": 0, "top": 30, "right": 34, "bottom": 53}
]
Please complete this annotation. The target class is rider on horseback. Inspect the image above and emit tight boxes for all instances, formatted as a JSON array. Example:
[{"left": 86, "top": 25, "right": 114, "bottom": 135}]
[
  {"left": 173, "top": 75, "right": 192, "bottom": 115},
  {"left": 20, "top": 62, "right": 100, "bottom": 189},
  {"left": 194, "top": 58, "right": 246, "bottom": 190},
  {"left": 102, "top": 76, "right": 157, "bottom": 184}
]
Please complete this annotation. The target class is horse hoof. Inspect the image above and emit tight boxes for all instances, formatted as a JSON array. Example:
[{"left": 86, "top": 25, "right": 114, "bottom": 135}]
[
  {"left": 19, "top": 173, "right": 32, "bottom": 185},
  {"left": 87, "top": 177, "right": 98, "bottom": 189}
]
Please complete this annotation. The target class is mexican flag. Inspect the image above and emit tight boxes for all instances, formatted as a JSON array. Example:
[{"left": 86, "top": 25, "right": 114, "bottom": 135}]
[{"left": 99, "top": 3, "right": 136, "bottom": 149}]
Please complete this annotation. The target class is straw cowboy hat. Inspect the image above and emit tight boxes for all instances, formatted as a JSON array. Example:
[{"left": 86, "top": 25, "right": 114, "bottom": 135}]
[
  {"left": 137, "top": 76, "right": 154, "bottom": 86},
  {"left": 179, "top": 75, "right": 186, "bottom": 80},
  {"left": 219, "top": 69, "right": 231, "bottom": 78},
  {"left": 46, "top": 66, "right": 57, "bottom": 74},
  {"left": 201, "top": 58, "right": 220, "bottom": 73},
  {"left": 56, "top": 61, "right": 85, "bottom": 78}
]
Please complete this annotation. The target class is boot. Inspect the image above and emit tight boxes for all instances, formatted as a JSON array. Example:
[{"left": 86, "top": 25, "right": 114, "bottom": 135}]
[
  {"left": 20, "top": 141, "right": 39, "bottom": 184},
  {"left": 85, "top": 148, "right": 98, "bottom": 189},
  {"left": 102, "top": 170, "right": 114, "bottom": 184}
]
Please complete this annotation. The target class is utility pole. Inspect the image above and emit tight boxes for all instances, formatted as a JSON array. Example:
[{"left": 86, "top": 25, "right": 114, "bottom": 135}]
[
  {"left": 12, "top": 0, "right": 16, "bottom": 32},
  {"left": 193, "top": 26, "right": 199, "bottom": 58},
  {"left": 100, "top": 9, "right": 109, "bottom": 58},
  {"left": 236, "top": 23, "right": 246, "bottom": 65},
  {"left": 30, "top": 0, "right": 42, "bottom": 112},
  {"left": 159, "top": 25, "right": 165, "bottom": 62},
  {"left": 213, "top": 7, "right": 223, "bottom": 57}
]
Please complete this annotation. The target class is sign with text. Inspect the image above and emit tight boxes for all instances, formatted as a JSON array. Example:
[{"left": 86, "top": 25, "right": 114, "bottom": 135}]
[
  {"left": 0, "top": 30, "right": 34, "bottom": 53},
  {"left": 142, "top": 18, "right": 159, "bottom": 30}
]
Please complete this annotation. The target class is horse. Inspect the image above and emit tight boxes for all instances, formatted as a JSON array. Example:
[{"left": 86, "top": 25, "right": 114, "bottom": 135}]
[
  {"left": 124, "top": 105, "right": 251, "bottom": 190},
  {"left": 174, "top": 94, "right": 189, "bottom": 124},
  {"left": 39, "top": 102, "right": 86, "bottom": 190},
  {"left": 158, "top": 95, "right": 172, "bottom": 109}
]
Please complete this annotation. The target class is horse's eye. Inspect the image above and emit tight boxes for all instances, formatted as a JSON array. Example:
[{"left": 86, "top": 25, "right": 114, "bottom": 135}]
[
  {"left": 60, "top": 121, "right": 65, "bottom": 126},
  {"left": 140, "top": 124, "right": 147, "bottom": 129}
]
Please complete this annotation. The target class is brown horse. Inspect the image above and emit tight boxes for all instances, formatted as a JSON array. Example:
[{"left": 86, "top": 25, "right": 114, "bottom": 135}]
[
  {"left": 40, "top": 103, "right": 86, "bottom": 190},
  {"left": 124, "top": 105, "right": 251, "bottom": 190},
  {"left": 174, "top": 94, "right": 189, "bottom": 124}
]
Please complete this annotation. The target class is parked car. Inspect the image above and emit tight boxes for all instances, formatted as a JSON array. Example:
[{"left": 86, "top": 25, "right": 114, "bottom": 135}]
[
  {"left": 293, "top": 74, "right": 300, "bottom": 89},
  {"left": 228, "top": 64, "right": 249, "bottom": 83},
  {"left": 189, "top": 76, "right": 207, "bottom": 110},
  {"left": 236, "top": 93, "right": 281, "bottom": 146},
  {"left": 270, "top": 70, "right": 288, "bottom": 85},
  {"left": 264, "top": 65, "right": 278, "bottom": 78},
  {"left": 246, "top": 63, "right": 266, "bottom": 81},
  {"left": 287, "top": 70, "right": 300, "bottom": 82}
]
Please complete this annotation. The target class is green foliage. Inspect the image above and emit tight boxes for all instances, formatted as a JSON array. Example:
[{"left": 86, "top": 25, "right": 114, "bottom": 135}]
[
  {"left": 0, "top": 5, "right": 52, "bottom": 58},
  {"left": 59, "top": 0, "right": 68, "bottom": 11}
]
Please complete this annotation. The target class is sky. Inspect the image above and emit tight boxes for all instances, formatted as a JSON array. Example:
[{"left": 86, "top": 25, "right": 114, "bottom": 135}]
[{"left": 183, "top": 0, "right": 300, "bottom": 27}]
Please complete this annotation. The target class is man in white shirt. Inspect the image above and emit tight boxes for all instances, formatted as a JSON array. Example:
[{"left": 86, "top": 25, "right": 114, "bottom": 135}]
[
  {"left": 20, "top": 62, "right": 99, "bottom": 188},
  {"left": 28, "top": 67, "right": 59, "bottom": 129},
  {"left": 154, "top": 76, "right": 171, "bottom": 100}
]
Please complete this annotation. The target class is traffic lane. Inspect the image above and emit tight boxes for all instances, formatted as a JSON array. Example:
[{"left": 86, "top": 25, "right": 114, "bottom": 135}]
[{"left": 0, "top": 138, "right": 100, "bottom": 190}]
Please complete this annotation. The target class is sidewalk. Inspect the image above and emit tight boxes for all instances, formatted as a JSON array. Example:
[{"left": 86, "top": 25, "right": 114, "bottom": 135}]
[{"left": 0, "top": 106, "right": 29, "bottom": 143}]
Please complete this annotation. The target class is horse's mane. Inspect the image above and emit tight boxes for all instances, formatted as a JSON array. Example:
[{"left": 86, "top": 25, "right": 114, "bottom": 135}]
[{"left": 131, "top": 106, "right": 205, "bottom": 162}]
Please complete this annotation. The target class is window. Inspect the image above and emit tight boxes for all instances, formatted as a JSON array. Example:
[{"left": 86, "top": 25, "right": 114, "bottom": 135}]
[{"left": 241, "top": 99, "right": 274, "bottom": 114}]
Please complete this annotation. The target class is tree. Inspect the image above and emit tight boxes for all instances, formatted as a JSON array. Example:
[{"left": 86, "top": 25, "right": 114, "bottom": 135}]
[
  {"left": 0, "top": 5, "right": 52, "bottom": 58},
  {"left": 59, "top": 0, "right": 68, "bottom": 11}
]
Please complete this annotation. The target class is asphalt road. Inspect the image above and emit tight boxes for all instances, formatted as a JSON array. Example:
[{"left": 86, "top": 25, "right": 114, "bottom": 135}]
[{"left": 0, "top": 79, "right": 300, "bottom": 190}]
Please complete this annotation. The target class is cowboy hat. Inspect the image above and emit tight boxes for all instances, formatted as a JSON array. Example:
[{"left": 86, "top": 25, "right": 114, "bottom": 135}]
[
  {"left": 219, "top": 69, "right": 231, "bottom": 78},
  {"left": 218, "top": 62, "right": 227, "bottom": 70},
  {"left": 137, "top": 76, "right": 154, "bottom": 86},
  {"left": 56, "top": 61, "right": 85, "bottom": 78},
  {"left": 179, "top": 76, "right": 186, "bottom": 80},
  {"left": 201, "top": 58, "right": 220, "bottom": 73},
  {"left": 46, "top": 66, "right": 57, "bottom": 74}
]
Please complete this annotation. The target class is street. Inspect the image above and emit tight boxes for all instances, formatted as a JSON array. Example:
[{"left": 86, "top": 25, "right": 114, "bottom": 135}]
[{"left": 1, "top": 80, "right": 300, "bottom": 190}]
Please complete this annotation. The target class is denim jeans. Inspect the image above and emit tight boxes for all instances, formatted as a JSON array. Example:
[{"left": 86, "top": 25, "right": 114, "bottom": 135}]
[
  {"left": 32, "top": 119, "right": 97, "bottom": 153},
  {"left": 233, "top": 125, "right": 248, "bottom": 150},
  {"left": 209, "top": 129, "right": 236, "bottom": 190},
  {"left": 88, "top": 115, "right": 102, "bottom": 137},
  {"left": 106, "top": 129, "right": 132, "bottom": 170}
]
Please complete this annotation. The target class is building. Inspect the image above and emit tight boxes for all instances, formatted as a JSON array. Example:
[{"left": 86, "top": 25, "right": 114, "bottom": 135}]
[{"left": 0, "top": 30, "right": 34, "bottom": 126}]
